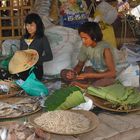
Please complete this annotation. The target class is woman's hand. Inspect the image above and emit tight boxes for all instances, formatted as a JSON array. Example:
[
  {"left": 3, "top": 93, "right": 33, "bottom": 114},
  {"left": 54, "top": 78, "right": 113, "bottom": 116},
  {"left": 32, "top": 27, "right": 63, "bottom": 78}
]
[
  {"left": 66, "top": 70, "right": 76, "bottom": 80},
  {"left": 76, "top": 73, "right": 89, "bottom": 80}
]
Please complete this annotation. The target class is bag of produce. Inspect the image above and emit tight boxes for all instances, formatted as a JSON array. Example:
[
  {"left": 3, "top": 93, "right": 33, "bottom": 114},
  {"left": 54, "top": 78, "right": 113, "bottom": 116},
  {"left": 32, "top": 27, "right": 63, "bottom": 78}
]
[
  {"left": 16, "top": 72, "right": 49, "bottom": 96},
  {"left": 87, "top": 83, "right": 140, "bottom": 108}
]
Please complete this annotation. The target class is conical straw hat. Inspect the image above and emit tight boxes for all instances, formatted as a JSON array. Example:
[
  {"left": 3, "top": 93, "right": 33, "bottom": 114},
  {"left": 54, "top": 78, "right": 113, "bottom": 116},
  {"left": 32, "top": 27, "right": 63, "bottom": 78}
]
[{"left": 9, "top": 49, "right": 39, "bottom": 74}]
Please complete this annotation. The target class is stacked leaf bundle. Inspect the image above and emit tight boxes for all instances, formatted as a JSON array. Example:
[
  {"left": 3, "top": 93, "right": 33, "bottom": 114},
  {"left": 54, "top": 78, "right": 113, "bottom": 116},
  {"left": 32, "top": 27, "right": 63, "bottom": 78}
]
[
  {"left": 87, "top": 83, "right": 140, "bottom": 110},
  {"left": 44, "top": 86, "right": 85, "bottom": 111}
]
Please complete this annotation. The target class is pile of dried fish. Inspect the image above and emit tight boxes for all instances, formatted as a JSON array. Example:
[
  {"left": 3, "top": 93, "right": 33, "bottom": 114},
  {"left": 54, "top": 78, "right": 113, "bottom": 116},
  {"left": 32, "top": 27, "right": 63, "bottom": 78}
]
[
  {"left": 0, "top": 80, "right": 20, "bottom": 95},
  {"left": 0, "top": 97, "right": 41, "bottom": 118},
  {"left": 0, "top": 122, "right": 47, "bottom": 140}
]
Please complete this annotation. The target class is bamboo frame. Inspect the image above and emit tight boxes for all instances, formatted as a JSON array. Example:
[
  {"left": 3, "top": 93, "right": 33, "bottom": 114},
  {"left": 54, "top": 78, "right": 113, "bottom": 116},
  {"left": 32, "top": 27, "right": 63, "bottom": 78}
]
[{"left": 0, "top": 0, "right": 34, "bottom": 42}]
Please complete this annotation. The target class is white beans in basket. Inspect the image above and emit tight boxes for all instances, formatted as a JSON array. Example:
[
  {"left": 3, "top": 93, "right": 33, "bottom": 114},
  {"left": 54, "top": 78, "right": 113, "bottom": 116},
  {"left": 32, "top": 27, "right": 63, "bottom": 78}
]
[{"left": 34, "top": 110, "right": 90, "bottom": 134}]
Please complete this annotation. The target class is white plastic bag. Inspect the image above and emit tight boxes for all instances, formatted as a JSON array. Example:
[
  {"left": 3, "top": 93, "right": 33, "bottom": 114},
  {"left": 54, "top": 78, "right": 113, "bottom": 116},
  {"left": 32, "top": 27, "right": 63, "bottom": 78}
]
[
  {"left": 121, "top": 43, "right": 140, "bottom": 63},
  {"left": 117, "top": 64, "right": 139, "bottom": 87},
  {"left": 96, "top": 1, "right": 118, "bottom": 24}
]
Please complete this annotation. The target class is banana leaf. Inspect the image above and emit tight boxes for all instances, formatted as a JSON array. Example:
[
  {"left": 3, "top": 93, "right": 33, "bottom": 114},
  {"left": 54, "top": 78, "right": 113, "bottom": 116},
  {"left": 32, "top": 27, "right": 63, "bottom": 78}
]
[
  {"left": 44, "top": 86, "right": 85, "bottom": 111},
  {"left": 87, "top": 83, "right": 140, "bottom": 106}
]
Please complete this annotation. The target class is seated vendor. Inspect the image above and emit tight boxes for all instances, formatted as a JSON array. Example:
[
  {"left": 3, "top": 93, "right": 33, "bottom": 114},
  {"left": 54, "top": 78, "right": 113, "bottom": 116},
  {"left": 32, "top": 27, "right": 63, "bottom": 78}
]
[
  {"left": 19, "top": 13, "right": 53, "bottom": 80},
  {"left": 0, "top": 13, "right": 53, "bottom": 81},
  {"left": 61, "top": 22, "right": 117, "bottom": 88}
]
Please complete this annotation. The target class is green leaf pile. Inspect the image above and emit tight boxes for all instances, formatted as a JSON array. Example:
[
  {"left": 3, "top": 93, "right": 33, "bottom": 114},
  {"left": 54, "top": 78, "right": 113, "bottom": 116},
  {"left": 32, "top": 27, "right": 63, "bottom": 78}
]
[
  {"left": 44, "top": 86, "right": 85, "bottom": 111},
  {"left": 87, "top": 83, "right": 140, "bottom": 107}
]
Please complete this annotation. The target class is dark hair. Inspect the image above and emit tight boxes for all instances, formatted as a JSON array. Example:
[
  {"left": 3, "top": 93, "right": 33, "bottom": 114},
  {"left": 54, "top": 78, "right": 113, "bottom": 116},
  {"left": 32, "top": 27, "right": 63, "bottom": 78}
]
[
  {"left": 78, "top": 22, "right": 103, "bottom": 42},
  {"left": 24, "top": 13, "right": 44, "bottom": 38}
]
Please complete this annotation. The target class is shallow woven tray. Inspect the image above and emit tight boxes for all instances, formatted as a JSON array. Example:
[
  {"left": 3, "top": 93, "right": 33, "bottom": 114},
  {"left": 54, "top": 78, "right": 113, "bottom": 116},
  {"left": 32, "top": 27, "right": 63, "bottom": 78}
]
[
  {"left": 0, "top": 97, "right": 42, "bottom": 119},
  {"left": 0, "top": 121, "right": 21, "bottom": 127},
  {"left": 0, "top": 81, "right": 20, "bottom": 99},
  {"left": 87, "top": 94, "right": 140, "bottom": 113},
  {"left": 28, "top": 110, "right": 99, "bottom": 135}
]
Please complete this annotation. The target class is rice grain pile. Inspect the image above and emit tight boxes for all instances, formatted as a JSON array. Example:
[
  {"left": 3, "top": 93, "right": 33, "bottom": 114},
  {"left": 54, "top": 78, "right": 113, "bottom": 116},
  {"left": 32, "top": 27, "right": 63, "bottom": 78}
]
[{"left": 34, "top": 110, "right": 90, "bottom": 134}]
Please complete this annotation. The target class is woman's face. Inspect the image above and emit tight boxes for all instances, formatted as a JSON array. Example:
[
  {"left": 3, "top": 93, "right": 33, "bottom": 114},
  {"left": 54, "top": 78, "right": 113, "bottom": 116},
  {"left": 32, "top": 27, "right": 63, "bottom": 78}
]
[
  {"left": 79, "top": 32, "right": 96, "bottom": 47},
  {"left": 25, "top": 22, "right": 37, "bottom": 37}
]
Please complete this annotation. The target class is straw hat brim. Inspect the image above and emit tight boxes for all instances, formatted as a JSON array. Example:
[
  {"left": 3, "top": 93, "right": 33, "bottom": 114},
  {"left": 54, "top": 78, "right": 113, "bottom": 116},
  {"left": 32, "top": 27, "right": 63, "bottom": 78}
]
[{"left": 9, "top": 49, "right": 39, "bottom": 74}]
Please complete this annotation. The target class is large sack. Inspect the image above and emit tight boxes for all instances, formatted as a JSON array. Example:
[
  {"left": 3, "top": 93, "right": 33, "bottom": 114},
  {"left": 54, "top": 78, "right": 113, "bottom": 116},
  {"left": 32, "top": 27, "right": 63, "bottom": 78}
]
[
  {"left": 43, "top": 26, "right": 82, "bottom": 75},
  {"left": 58, "top": 0, "right": 88, "bottom": 29},
  {"left": 2, "top": 39, "right": 20, "bottom": 56},
  {"left": 32, "top": 0, "right": 52, "bottom": 16},
  {"left": 96, "top": 1, "right": 118, "bottom": 25}
]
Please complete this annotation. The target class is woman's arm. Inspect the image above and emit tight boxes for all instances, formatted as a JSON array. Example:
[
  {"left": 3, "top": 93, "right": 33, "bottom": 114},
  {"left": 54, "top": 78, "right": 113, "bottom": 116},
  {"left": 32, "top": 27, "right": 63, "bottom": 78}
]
[
  {"left": 20, "top": 37, "right": 28, "bottom": 50},
  {"left": 40, "top": 36, "right": 53, "bottom": 62},
  {"left": 76, "top": 48, "right": 116, "bottom": 79},
  {"left": 73, "top": 61, "right": 85, "bottom": 74}
]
